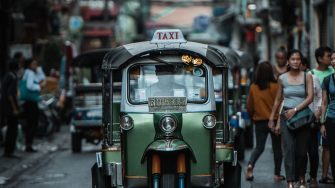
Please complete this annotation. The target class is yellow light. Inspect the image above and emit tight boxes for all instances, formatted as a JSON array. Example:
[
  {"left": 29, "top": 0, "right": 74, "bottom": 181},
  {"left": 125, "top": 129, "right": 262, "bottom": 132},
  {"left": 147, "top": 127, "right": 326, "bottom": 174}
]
[
  {"left": 181, "top": 55, "right": 192, "bottom": 64},
  {"left": 193, "top": 58, "right": 203, "bottom": 66}
]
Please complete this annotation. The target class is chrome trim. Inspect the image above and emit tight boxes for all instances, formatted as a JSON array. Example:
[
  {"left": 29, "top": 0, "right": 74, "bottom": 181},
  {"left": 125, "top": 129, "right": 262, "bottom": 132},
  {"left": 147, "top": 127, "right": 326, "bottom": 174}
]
[
  {"left": 233, "top": 150, "right": 238, "bottom": 166},
  {"left": 202, "top": 114, "right": 216, "bottom": 129},
  {"left": 159, "top": 115, "right": 177, "bottom": 133},
  {"left": 106, "top": 162, "right": 123, "bottom": 186},
  {"left": 96, "top": 152, "right": 102, "bottom": 168},
  {"left": 120, "top": 115, "right": 134, "bottom": 131}
]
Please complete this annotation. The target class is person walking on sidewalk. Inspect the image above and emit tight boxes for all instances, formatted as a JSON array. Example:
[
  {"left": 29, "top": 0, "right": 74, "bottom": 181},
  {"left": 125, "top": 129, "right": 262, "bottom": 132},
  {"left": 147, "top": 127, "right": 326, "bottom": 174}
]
[
  {"left": 273, "top": 46, "right": 288, "bottom": 80},
  {"left": 20, "top": 58, "right": 42, "bottom": 152},
  {"left": 245, "top": 61, "right": 285, "bottom": 182},
  {"left": 310, "top": 46, "right": 334, "bottom": 184},
  {"left": 320, "top": 50, "right": 335, "bottom": 186},
  {"left": 1, "top": 61, "right": 20, "bottom": 158},
  {"left": 301, "top": 58, "right": 322, "bottom": 188},
  {"left": 269, "top": 49, "right": 313, "bottom": 188}
]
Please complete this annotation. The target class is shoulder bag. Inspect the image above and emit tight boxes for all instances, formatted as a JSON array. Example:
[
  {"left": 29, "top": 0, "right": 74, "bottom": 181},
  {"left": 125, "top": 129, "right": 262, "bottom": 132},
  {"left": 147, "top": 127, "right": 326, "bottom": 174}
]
[
  {"left": 19, "top": 71, "right": 40, "bottom": 102},
  {"left": 286, "top": 73, "right": 314, "bottom": 131}
]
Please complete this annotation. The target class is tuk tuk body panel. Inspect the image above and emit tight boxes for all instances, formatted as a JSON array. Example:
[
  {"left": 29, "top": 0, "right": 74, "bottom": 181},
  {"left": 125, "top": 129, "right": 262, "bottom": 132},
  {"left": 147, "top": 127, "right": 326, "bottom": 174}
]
[
  {"left": 103, "top": 150, "right": 121, "bottom": 163},
  {"left": 124, "top": 112, "right": 212, "bottom": 171},
  {"left": 125, "top": 113, "right": 155, "bottom": 176},
  {"left": 181, "top": 113, "right": 212, "bottom": 175}
]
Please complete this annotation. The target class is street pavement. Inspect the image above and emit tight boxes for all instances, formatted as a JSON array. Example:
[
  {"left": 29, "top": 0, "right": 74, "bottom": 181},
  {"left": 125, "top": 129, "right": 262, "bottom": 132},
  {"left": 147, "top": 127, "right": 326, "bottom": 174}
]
[
  {"left": 1, "top": 125, "right": 335, "bottom": 188},
  {"left": 241, "top": 133, "right": 335, "bottom": 188},
  {"left": 0, "top": 125, "right": 68, "bottom": 187}
]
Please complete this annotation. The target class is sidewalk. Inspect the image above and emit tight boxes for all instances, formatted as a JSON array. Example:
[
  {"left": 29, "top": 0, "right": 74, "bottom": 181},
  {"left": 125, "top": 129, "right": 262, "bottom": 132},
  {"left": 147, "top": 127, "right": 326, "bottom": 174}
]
[
  {"left": 240, "top": 133, "right": 334, "bottom": 188},
  {"left": 0, "top": 125, "right": 68, "bottom": 187}
]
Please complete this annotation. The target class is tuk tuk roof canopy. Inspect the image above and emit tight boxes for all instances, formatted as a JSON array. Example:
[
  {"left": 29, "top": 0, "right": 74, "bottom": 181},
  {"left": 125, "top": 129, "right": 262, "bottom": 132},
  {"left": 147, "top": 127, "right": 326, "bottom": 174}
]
[
  {"left": 73, "top": 43, "right": 237, "bottom": 70},
  {"left": 101, "top": 41, "right": 230, "bottom": 71},
  {"left": 73, "top": 48, "right": 110, "bottom": 67}
]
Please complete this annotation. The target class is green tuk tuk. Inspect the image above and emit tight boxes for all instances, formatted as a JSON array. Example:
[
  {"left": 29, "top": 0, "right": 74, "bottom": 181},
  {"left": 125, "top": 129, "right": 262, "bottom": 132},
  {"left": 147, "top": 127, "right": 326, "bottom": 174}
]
[{"left": 91, "top": 29, "right": 241, "bottom": 188}]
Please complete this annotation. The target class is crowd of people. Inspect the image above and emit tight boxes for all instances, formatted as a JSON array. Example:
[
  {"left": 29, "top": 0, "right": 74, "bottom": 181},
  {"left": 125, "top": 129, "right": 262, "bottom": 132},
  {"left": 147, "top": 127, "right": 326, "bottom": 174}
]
[{"left": 246, "top": 46, "right": 335, "bottom": 188}]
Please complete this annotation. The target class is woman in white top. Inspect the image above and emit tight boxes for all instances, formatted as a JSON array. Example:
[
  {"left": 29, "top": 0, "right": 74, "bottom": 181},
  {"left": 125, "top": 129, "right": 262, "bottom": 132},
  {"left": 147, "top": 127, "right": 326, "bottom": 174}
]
[{"left": 21, "top": 58, "right": 42, "bottom": 152}]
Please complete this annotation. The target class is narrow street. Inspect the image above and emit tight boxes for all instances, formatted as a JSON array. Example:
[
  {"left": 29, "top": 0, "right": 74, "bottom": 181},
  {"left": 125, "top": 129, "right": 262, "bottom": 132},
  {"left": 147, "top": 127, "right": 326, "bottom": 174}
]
[{"left": 1, "top": 125, "right": 334, "bottom": 187}]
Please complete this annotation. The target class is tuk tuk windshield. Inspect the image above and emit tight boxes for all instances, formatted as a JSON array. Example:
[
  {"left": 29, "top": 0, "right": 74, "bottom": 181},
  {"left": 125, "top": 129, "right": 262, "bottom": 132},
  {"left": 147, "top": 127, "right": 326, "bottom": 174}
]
[{"left": 128, "top": 64, "right": 207, "bottom": 104}]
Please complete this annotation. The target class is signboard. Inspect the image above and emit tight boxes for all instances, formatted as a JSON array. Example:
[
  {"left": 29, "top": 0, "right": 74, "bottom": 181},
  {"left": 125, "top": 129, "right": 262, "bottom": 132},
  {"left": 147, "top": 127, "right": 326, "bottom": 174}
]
[
  {"left": 150, "top": 29, "right": 186, "bottom": 44},
  {"left": 148, "top": 97, "right": 187, "bottom": 112}
]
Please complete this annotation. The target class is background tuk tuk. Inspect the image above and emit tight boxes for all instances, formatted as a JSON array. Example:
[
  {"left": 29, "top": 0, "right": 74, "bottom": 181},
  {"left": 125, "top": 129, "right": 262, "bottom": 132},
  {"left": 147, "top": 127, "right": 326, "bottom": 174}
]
[
  {"left": 71, "top": 49, "right": 118, "bottom": 152},
  {"left": 91, "top": 29, "right": 241, "bottom": 187}
]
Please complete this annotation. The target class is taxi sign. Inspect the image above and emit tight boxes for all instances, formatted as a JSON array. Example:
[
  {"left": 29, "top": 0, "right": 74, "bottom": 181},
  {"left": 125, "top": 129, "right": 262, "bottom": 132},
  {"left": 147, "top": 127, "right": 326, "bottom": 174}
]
[{"left": 150, "top": 29, "right": 187, "bottom": 44}]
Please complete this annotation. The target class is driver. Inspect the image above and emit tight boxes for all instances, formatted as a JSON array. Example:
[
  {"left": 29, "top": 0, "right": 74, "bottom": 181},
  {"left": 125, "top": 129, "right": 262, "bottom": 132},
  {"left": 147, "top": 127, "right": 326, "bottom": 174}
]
[{"left": 147, "top": 65, "right": 185, "bottom": 97}]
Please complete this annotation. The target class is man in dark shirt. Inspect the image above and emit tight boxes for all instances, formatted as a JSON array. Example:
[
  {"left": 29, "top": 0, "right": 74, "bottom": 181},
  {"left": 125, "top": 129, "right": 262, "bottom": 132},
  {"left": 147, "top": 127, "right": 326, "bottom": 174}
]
[{"left": 1, "top": 61, "right": 20, "bottom": 158}]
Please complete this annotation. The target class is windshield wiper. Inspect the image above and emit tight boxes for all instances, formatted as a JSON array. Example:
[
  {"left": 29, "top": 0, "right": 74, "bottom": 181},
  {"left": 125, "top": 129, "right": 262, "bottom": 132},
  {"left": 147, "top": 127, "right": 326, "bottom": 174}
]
[{"left": 149, "top": 56, "right": 174, "bottom": 65}]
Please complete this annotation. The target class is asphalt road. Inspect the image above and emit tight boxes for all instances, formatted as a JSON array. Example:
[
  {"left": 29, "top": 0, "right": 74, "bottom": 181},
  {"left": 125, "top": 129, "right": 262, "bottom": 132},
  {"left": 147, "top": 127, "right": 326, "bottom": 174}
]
[{"left": 1, "top": 125, "right": 334, "bottom": 188}]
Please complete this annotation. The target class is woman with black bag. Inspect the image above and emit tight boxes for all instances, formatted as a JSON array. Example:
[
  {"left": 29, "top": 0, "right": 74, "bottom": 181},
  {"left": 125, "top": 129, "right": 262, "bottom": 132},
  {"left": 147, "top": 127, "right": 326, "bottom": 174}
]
[
  {"left": 269, "top": 49, "right": 313, "bottom": 188},
  {"left": 20, "top": 58, "right": 42, "bottom": 152}
]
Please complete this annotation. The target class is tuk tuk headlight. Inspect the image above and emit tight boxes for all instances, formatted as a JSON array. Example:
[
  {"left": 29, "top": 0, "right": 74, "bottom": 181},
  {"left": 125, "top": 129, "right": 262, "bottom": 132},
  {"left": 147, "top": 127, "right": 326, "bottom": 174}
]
[
  {"left": 203, "top": 115, "right": 216, "bottom": 129},
  {"left": 120, "top": 115, "right": 134, "bottom": 131},
  {"left": 159, "top": 116, "right": 177, "bottom": 133}
]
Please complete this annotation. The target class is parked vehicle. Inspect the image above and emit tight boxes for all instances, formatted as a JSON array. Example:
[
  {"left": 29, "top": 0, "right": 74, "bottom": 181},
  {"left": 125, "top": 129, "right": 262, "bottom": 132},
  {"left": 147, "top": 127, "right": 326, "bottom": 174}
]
[
  {"left": 70, "top": 50, "right": 116, "bottom": 152},
  {"left": 87, "top": 29, "right": 241, "bottom": 187}
]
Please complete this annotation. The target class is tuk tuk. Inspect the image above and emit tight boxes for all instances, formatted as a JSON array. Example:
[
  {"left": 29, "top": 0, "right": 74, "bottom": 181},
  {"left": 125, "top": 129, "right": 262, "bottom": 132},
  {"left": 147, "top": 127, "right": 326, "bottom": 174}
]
[
  {"left": 91, "top": 29, "right": 241, "bottom": 187},
  {"left": 71, "top": 49, "right": 112, "bottom": 152}
]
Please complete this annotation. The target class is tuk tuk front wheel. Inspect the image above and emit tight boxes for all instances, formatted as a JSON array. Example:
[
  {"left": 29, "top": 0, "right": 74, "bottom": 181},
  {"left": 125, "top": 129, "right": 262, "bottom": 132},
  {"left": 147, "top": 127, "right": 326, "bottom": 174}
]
[
  {"left": 221, "top": 162, "right": 241, "bottom": 188},
  {"left": 91, "top": 163, "right": 112, "bottom": 188},
  {"left": 71, "top": 132, "right": 82, "bottom": 152}
]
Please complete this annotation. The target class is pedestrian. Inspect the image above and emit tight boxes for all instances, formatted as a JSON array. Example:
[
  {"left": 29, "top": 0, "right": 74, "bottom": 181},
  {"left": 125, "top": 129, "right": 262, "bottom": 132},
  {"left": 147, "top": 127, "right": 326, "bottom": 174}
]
[
  {"left": 320, "top": 50, "right": 335, "bottom": 186},
  {"left": 269, "top": 49, "right": 313, "bottom": 188},
  {"left": 273, "top": 46, "right": 288, "bottom": 80},
  {"left": 1, "top": 60, "right": 21, "bottom": 158},
  {"left": 12, "top": 51, "right": 26, "bottom": 79},
  {"left": 310, "top": 46, "right": 334, "bottom": 184},
  {"left": 301, "top": 58, "right": 322, "bottom": 187},
  {"left": 273, "top": 46, "right": 288, "bottom": 129},
  {"left": 245, "top": 61, "right": 285, "bottom": 182},
  {"left": 20, "top": 58, "right": 42, "bottom": 152}
]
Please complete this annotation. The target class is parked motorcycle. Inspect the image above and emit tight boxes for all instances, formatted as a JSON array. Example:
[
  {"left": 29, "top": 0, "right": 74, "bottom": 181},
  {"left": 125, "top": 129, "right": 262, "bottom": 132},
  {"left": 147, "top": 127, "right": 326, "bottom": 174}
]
[{"left": 36, "top": 94, "right": 61, "bottom": 138}]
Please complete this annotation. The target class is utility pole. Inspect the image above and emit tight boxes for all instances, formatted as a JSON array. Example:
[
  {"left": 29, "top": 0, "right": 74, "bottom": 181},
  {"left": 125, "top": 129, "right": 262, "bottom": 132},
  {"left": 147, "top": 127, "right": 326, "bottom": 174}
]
[
  {"left": 104, "top": 0, "right": 109, "bottom": 21},
  {"left": 0, "top": 0, "right": 11, "bottom": 78}
]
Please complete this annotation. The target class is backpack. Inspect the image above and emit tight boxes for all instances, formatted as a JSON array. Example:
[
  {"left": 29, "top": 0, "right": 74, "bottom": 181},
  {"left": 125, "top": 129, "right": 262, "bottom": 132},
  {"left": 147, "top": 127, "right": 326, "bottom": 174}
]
[
  {"left": 311, "top": 69, "right": 332, "bottom": 101},
  {"left": 323, "top": 75, "right": 332, "bottom": 101}
]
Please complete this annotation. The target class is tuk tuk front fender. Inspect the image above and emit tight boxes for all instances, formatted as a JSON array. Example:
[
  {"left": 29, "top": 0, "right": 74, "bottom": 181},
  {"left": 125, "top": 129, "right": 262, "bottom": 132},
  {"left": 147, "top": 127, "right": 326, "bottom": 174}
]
[{"left": 141, "top": 139, "right": 197, "bottom": 163}]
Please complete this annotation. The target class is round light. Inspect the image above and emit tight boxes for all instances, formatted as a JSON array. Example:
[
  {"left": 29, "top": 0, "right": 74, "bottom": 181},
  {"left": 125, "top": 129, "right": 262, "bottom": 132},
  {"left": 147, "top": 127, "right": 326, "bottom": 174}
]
[
  {"left": 120, "top": 115, "right": 134, "bottom": 131},
  {"left": 159, "top": 116, "right": 177, "bottom": 133},
  {"left": 202, "top": 115, "right": 216, "bottom": 129}
]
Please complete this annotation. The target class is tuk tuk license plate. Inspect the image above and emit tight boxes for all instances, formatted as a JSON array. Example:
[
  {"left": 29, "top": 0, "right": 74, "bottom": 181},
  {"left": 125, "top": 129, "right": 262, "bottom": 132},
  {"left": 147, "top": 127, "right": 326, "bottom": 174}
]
[{"left": 148, "top": 97, "right": 187, "bottom": 113}]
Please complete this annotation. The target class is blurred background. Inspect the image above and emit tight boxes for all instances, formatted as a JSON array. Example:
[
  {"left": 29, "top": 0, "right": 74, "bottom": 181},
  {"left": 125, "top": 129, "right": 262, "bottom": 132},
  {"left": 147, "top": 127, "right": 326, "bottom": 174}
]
[{"left": 1, "top": 0, "right": 335, "bottom": 79}]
